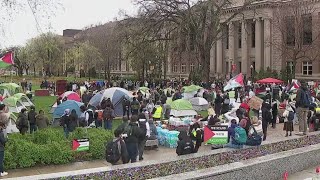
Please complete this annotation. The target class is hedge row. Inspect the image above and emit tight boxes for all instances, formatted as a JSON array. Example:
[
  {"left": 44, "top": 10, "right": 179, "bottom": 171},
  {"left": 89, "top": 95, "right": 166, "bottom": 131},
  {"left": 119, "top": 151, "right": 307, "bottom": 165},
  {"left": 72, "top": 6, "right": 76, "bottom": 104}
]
[{"left": 4, "top": 128, "right": 114, "bottom": 169}]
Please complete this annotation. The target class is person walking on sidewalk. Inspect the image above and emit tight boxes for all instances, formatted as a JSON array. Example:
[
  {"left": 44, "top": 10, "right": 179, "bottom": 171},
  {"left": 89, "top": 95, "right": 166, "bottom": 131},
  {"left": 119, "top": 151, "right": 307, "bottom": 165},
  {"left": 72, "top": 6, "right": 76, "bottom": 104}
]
[
  {"left": 295, "top": 82, "right": 312, "bottom": 135},
  {"left": 0, "top": 122, "right": 8, "bottom": 177}
]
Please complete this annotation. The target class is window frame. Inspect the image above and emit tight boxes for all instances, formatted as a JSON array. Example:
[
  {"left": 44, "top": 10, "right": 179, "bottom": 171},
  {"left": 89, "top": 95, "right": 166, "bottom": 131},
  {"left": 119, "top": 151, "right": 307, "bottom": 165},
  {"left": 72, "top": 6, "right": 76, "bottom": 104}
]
[{"left": 302, "top": 61, "right": 312, "bottom": 76}]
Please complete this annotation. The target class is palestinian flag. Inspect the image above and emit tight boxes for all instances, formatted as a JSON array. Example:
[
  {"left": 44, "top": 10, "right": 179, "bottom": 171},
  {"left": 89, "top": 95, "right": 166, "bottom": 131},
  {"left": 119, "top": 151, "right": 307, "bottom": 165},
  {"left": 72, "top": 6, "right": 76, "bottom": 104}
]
[
  {"left": 223, "top": 73, "right": 244, "bottom": 91},
  {"left": 0, "top": 52, "right": 14, "bottom": 68}
]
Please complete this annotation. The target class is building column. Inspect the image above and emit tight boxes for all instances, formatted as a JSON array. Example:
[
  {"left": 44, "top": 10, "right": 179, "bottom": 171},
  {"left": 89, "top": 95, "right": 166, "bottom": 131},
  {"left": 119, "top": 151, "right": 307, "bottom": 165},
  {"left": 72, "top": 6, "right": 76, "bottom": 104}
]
[
  {"left": 241, "top": 20, "right": 248, "bottom": 75},
  {"left": 216, "top": 32, "right": 223, "bottom": 74},
  {"left": 229, "top": 22, "right": 235, "bottom": 73},
  {"left": 264, "top": 18, "right": 271, "bottom": 69},
  {"left": 255, "top": 18, "right": 263, "bottom": 71},
  {"left": 210, "top": 43, "right": 216, "bottom": 75}
]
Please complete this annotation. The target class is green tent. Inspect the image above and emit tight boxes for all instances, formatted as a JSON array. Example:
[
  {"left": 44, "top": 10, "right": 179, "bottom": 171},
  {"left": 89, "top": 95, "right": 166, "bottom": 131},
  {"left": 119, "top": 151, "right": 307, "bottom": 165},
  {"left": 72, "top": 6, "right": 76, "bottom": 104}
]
[
  {"left": 166, "top": 98, "right": 173, "bottom": 106},
  {"left": 13, "top": 93, "right": 34, "bottom": 107},
  {"left": 182, "top": 85, "right": 202, "bottom": 93},
  {"left": 171, "top": 99, "right": 193, "bottom": 110},
  {"left": 0, "top": 83, "right": 22, "bottom": 96},
  {"left": 139, "top": 87, "right": 149, "bottom": 92},
  {"left": 3, "top": 96, "right": 26, "bottom": 113},
  {"left": 228, "top": 91, "right": 235, "bottom": 98}
]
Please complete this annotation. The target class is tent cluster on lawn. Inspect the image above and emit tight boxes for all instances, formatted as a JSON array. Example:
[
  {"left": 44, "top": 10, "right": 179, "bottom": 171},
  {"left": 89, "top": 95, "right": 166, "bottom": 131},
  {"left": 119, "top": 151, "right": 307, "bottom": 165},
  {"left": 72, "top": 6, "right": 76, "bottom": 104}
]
[
  {"left": 0, "top": 83, "right": 33, "bottom": 113},
  {"left": 182, "top": 85, "right": 203, "bottom": 100}
]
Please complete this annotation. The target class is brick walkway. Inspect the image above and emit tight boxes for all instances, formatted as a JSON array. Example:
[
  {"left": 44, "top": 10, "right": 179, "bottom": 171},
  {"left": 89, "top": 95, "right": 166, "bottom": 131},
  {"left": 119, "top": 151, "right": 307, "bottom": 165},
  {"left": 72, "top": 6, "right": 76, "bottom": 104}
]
[{"left": 3, "top": 124, "right": 300, "bottom": 179}]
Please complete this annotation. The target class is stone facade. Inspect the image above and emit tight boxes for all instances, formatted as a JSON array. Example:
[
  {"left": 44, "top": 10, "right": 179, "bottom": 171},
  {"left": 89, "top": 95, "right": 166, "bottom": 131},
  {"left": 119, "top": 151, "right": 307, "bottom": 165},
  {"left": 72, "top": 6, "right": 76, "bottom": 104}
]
[{"left": 169, "top": 0, "right": 320, "bottom": 80}]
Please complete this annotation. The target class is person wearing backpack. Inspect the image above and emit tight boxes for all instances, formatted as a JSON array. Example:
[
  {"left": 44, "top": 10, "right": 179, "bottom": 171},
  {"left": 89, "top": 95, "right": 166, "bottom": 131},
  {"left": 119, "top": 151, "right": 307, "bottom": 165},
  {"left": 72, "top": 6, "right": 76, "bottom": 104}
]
[
  {"left": 17, "top": 108, "right": 29, "bottom": 135},
  {"left": 103, "top": 104, "right": 115, "bottom": 130},
  {"left": 123, "top": 115, "right": 144, "bottom": 163},
  {"left": 261, "top": 100, "right": 272, "bottom": 141},
  {"left": 176, "top": 130, "right": 194, "bottom": 156},
  {"left": 105, "top": 129, "right": 129, "bottom": 165},
  {"left": 224, "top": 122, "right": 247, "bottom": 149},
  {"left": 137, "top": 113, "right": 150, "bottom": 161},
  {"left": 295, "top": 82, "right": 311, "bottom": 135},
  {"left": 283, "top": 103, "right": 295, "bottom": 137},
  {"left": 28, "top": 106, "right": 37, "bottom": 133}
]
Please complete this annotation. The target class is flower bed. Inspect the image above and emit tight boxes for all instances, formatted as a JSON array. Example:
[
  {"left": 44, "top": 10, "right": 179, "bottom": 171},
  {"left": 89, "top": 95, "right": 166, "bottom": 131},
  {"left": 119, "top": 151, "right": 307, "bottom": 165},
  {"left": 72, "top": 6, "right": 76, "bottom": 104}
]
[{"left": 48, "top": 133, "right": 320, "bottom": 180}]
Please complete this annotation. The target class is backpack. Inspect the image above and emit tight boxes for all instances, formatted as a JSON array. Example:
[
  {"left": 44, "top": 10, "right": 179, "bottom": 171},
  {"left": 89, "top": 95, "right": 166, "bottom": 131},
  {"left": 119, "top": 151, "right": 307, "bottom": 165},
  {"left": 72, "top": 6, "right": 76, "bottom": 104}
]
[
  {"left": 87, "top": 111, "right": 94, "bottom": 125},
  {"left": 246, "top": 126, "right": 262, "bottom": 146},
  {"left": 138, "top": 120, "right": 147, "bottom": 136},
  {"left": 288, "top": 111, "right": 294, "bottom": 122},
  {"left": 105, "top": 139, "right": 121, "bottom": 164},
  {"left": 300, "top": 90, "right": 312, "bottom": 108},
  {"left": 123, "top": 125, "right": 133, "bottom": 137},
  {"left": 234, "top": 127, "right": 247, "bottom": 144}
]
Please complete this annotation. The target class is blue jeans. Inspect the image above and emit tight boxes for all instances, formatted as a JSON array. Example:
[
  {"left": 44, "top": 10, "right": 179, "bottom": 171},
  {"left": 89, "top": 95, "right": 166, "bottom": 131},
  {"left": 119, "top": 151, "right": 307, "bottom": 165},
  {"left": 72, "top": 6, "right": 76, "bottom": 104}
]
[
  {"left": 126, "top": 143, "right": 138, "bottom": 163},
  {"left": 64, "top": 127, "right": 69, "bottom": 138},
  {"left": 104, "top": 120, "right": 112, "bottom": 130},
  {"left": 30, "top": 124, "right": 37, "bottom": 133},
  {"left": 0, "top": 151, "right": 4, "bottom": 173},
  {"left": 224, "top": 142, "right": 244, "bottom": 149},
  {"left": 95, "top": 120, "right": 102, "bottom": 128}
]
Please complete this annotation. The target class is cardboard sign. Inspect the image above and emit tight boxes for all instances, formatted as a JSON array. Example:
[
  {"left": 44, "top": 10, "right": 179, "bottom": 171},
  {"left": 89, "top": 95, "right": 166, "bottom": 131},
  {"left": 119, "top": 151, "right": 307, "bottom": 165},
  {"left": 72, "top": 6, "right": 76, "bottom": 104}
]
[
  {"left": 72, "top": 139, "right": 89, "bottom": 152},
  {"left": 204, "top": 125, "right": 228, "bottom": 145},
  {"left": 248, "top": 96, "right": 263, "bottom": 110}
]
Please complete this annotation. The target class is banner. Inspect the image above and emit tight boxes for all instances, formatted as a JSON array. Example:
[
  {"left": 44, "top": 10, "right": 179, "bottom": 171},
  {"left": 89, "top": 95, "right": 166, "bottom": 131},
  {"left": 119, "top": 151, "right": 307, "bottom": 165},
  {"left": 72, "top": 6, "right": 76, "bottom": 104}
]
[
  {"left": 248, "top": 96, "right": 263, "bottom": 110},
  {"left": 204, "top": 125, "right": 228, "bottom": 145},
  {"left": 72, "top": 139, "right": 89, "bottom": 152}
]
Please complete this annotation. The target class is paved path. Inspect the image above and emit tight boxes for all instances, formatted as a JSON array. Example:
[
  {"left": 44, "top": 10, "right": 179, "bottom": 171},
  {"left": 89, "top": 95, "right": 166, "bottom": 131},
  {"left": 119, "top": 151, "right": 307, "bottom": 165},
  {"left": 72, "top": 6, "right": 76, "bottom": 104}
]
[{"left": 3, "top": 124, "right": 301, "bottom": 179}]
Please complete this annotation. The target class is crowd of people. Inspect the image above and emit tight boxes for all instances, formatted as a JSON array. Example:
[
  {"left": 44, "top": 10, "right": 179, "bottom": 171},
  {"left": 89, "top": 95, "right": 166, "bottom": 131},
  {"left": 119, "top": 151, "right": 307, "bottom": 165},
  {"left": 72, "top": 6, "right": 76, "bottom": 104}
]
[{"left": 0, "top": 77, "right": 319, "bottom": 171}]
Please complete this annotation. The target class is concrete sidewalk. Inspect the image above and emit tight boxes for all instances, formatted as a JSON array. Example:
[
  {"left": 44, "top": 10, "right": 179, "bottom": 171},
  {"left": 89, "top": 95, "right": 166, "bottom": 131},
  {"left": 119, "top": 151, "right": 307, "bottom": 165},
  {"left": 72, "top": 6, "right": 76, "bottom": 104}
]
[
  {"left": 3, "top": 124, "right": 300, "bottom": 179},
  {"left": 288, "top": 166, "right": 320, "bottom": 180}
]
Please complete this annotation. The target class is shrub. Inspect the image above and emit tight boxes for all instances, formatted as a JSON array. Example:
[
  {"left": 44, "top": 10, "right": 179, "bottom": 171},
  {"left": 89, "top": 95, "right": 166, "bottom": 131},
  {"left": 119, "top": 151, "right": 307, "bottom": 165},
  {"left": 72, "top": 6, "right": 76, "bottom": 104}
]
[{"left": 4, "top": 127, "right": 114, "bottom": 169}]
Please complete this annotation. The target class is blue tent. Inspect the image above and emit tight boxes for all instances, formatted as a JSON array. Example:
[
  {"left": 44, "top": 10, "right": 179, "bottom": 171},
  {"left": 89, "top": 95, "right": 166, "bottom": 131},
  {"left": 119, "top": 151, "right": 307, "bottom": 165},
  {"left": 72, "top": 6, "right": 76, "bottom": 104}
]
[{"left": 53, "top": 100, "right": 84, "bottom": 118}]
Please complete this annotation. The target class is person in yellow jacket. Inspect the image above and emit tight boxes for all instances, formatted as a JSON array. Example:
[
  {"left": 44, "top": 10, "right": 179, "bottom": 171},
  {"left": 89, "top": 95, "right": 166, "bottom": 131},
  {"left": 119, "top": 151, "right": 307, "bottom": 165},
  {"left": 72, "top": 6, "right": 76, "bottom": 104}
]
[{"left": 152, "top": 101, "right": 163, "bottom": 121}]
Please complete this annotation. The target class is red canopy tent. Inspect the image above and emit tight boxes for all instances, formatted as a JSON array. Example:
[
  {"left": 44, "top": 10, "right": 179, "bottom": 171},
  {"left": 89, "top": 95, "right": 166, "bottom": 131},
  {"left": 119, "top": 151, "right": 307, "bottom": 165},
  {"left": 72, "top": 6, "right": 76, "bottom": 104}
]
[{"left": 256, "top": 78, "right": 284, "bottom": 84}]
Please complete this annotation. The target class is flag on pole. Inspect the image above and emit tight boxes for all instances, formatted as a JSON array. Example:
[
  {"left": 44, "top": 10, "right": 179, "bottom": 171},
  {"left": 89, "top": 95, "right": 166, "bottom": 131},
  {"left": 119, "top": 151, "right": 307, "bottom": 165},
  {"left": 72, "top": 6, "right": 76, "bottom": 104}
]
[
  {"left": 0, "top": 51, "right": 14, "bottom": 68},
  {"left": 223, "top": 73, "right": 244, "bottom": 91}
]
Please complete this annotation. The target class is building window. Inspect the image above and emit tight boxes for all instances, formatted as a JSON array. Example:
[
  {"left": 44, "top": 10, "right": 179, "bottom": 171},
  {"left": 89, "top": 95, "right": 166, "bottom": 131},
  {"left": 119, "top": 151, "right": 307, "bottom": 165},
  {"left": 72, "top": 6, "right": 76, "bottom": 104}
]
[
  {"left": 239, "top": 62, "right": 242, "bottom": 73},
  {"left": 252, "top": 21, "right": 255, "bottom": 48},
  {"left": 286, "top": 16, "right": 295, "bottom": 46},
  {"left": 190, "top": 63, "right": 195, "bottom": 72},
  {"left": 173, "top": 63, "right": 178, "bottom": 73},
  {"left": 226, "top": 62, "right": 229, "bottom": 73},
  {"left": 303, "top": 14, "right": 312, "bottom": 45},
  {"left": 302, "top": 62, "right": 312, "bottom": 75},
  {"left": 226, "top": 24, "right": 229, "bottom": 49},
  {"left": 181, "top": 63, "right": 186, "bottom": 73},
  {"left": 238, "top": 24, "right": 242, "bottom": 49},
  {"left": 286, "top": 61, "right": 294, "bottom": 73}
]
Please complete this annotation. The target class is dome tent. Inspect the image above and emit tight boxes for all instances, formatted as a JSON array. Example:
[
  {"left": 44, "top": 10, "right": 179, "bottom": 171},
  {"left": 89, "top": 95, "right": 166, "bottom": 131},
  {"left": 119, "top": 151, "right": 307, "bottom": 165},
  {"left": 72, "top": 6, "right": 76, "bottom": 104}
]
[
  {"left": 0, "top": 83, "right": 22, "bottom": 96},
  {"left": 189, "top": 97, "right": 209, "bottom": 111},
  {"left": 3, "top": 96, "right": 26, "bottom": 113},
  {"left": 13, "top": 93, "right": 34, "bottom": 107},
  {"left": 170, "top": 99, "right": 197, "bottom": 117},
  {"left": 88, "top": 87, "right": 132, "bottom": 116}
]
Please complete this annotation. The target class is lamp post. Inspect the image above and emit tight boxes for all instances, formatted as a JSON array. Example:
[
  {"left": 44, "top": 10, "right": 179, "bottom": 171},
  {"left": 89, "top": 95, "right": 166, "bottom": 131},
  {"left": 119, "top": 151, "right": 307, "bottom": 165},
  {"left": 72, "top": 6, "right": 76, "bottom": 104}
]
[{"left": 250, "top": 65, "right": 254, "bottom": 82}]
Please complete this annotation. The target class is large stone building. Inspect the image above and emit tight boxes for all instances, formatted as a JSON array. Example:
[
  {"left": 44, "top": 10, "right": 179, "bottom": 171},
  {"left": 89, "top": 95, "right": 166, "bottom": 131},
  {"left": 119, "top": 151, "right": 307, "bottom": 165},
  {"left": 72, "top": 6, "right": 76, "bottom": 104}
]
[
  {"left": 63, "top": 0, "right": 320, "bottom": 80},
  {"left": 168, "top": 0, "right": 320, "bottom": 80}
]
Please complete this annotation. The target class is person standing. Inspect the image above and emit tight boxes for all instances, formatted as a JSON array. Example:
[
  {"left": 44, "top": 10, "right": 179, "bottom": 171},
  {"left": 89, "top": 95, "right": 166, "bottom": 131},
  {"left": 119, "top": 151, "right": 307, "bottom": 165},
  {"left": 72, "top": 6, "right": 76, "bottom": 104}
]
[
  {"left": 17, "top": 108, "right": 29, "bottom": 135},
  {"left": 103, "top": 104, "right": 115, "bottom": 130},
  {"left": 60, "top": 109, "right": 71, "bottom": 138},
  {"left": 261, "top": 100, "right": 272, "bottom": 141},
  {"left": 131, "top": 97, "right": 140, "bottom": 116},
  {"left": 137, "top": 113, "right": 150, "bottom": 161},
  {"left": 79, "top": 106, "right": 89, "bottom": 127},
  {"left": 122, "top": 98, "right": 131, "bottom": 119},
  {"left": 35, "top": 110, "right": 49, "bottom": 130},
  {"left": 123, "top": 115, "right": 143, "bottom": 163},
  {"left": 0, "top": 104, "right": 9, "bottom": 137},
  {"left": 271, "top": 100, "right": 278, "bottom": 128},
  {"left": 152, "top": 101, "right": 163, "bottom": 121},
  {"left": 0, "top": 122, "right": 8, "bottom": 177},
  {"left": 295, "top": 82, "right": 311, "bottom": 135},
  {"left": 28, "top": 106, "right": 37, "bottom": 133},
  {"left": 214, "top": 90, "right": 223, "bottom": 116}
]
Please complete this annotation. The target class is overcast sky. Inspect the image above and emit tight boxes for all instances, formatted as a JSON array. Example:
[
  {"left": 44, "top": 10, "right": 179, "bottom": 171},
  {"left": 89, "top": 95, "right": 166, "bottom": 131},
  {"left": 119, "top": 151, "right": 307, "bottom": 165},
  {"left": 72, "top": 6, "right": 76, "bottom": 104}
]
[{"left": 0, "top": 0, "right": 136, "bottom": 48}]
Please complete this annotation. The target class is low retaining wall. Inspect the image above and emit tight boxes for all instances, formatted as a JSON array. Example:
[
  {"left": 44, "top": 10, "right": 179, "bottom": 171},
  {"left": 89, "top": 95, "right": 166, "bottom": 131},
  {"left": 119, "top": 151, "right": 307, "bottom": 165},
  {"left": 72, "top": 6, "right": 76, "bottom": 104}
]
[
  {"left": 8, "top": 132, "right": 320, "bottom": 180},
  {"left": 153, "top": 143, "right": 320, "bottom": 180}
]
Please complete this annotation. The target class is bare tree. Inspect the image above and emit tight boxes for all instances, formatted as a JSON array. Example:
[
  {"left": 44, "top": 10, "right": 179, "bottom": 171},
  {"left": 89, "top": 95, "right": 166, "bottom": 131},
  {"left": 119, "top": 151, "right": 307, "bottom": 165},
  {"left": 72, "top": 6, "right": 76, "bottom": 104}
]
[
  {"left": 272, "top": 0, "right": 320, "bottom": 79},
  {"left": 132, "top": 0, "right": 254, "bottom": 81}
]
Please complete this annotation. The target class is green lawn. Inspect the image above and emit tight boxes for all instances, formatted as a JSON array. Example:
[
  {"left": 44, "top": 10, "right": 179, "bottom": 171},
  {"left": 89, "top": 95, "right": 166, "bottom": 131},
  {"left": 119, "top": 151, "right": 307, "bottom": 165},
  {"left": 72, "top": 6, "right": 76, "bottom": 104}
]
[{"left": 33, "top": 96, "right": 57, "bottom": 119}]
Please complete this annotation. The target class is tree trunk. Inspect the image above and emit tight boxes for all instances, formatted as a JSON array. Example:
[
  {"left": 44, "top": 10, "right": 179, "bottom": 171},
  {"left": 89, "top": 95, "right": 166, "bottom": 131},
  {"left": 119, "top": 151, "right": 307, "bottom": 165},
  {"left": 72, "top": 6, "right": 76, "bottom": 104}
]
[
  {"left": 18, "top": 67, "right": 23, "bottom": 77},
  {"left": 33, "top": 64, "right": 36, "bottom": 77},
  {"left": 107, "top": 58, "right": 111, "bottom": 82},
  {"left": 199, "top": 47, "right": 210, "bottom": 82},
  {"left": 104, "top": 65, "right": 107, "bottom": 80}
]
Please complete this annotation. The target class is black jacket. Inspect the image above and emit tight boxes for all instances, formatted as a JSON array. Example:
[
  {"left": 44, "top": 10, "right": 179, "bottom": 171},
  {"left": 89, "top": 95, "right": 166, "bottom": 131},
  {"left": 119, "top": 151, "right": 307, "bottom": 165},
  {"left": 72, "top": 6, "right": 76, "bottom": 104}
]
[
  {"left": 28, "top": 110, "right": 37, "bottom": 124},
  {"left": 0, "top": 129, "right": 7, "bottom": 151},
  {"left": 124, "top": 122, "right": 144, "bottom": 144},
  {"left": 176, "top": 139, "right": 194, "bottom": 156},
  {"left": 18, "top": 113, "right": 29, "bottom": 129}
]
